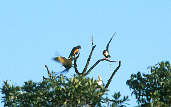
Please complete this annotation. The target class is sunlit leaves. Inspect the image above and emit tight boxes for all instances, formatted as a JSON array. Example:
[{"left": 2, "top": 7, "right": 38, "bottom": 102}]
[{"left": 1, "top": 75, "right": 106, "bottom": 106}]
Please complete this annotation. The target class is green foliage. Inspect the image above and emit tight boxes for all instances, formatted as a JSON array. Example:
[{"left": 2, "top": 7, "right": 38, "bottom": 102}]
[
  {"left": 1, "top": 74, "right": 129, "bottom": 106},
  {"left": 103, "top": 92, "right": 129, "bottom": 107},
  {"left": 1, "top": 75, "right": 106, "bottom": 106},
  {"left": 126, "top": 61, "right": 171, "bottom": 107}
]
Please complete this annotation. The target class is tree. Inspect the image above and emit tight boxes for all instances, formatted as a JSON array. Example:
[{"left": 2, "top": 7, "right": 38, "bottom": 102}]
[
  {"left": 104, "top": 92, "right": 129, "bottom": 107},
  {"left": 126, "top": 61, "right": 171, "bottom": 107},
  {"left": 2, "top": 74, "right": 105, "bottom": 106},
  {"left": 1, "top": 35, "right": 129, "bottom": 106}
]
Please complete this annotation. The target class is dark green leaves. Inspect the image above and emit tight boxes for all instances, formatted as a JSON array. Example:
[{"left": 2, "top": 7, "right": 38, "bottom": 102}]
[{"left": 127, "top": 61, "right": 171, "bottom": 106}]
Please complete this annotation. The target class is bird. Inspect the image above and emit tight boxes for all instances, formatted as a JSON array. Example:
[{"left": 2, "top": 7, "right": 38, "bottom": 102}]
[
  {"left": 53, "top": 56, "right": 72, "bottom": 71},
  {"left": 103, "top": 33, "right": 116, "bottom": 59},
  {"left": 68, "top": 45, "right": 81, "bottom": 60}
]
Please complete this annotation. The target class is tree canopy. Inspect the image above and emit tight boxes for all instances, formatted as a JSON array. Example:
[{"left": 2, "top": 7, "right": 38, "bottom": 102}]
[
  {"left": 1, "top": 35, "right": 130, "bottom": 107},
  {"left": 1, "top": 34, "right": 170, "bottom": 107},
  {"left": 127, "top": 61, "right": 171, "bottom": 107}
]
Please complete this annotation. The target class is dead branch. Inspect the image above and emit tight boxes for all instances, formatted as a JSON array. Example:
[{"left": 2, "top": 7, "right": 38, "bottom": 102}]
[
  {"left": 105, "top": 61, "right": 121, "bottom": 88},
  {"left": 93, "top": 61, "right": 121, "bottom": 106},
  {"left": 45, "top": 65, "right": 52, "bottom": 79},
  {"left": 82, "top": 45, "right": 96, "bottom": 74},
  {"left": 84, "top": 58, "right": 117, "bottom": 76},
  {"left": 105, "top": 59, "right": 117, "bottom": 62},
  {"left": 91, "top": 33, "right": 94, "bottom": 46},
  {"left": 84, "top": 58, "right": 105, "bottom": 76},
  {"left": 73, "top": 54, "right": 82, "bottom": 75}
]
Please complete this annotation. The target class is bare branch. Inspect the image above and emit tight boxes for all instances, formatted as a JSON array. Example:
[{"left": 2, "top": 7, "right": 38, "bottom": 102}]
[
  {"left": 93, "top": 61, "right": 121, "bottom": 106},
  {"left": 105, "top": 61, "right": 121, "bottom": 88},
  {"left": 45, "top": 65, "right": 52, "bottom": 79},
  {"left": 82, "top": 45, "right": 96, "bottom": 74},
  {"left": 84, "top": 58, "right": 105, "bottom": 76},
  {"left": 91, "top": 33, "right": 94, "bottom": 46},
  {"left": 73, "top": 54, "right": 82, "bottom": 75},
  {"left": 105, "top": 59, "right": 117, "bottom": 62},
  {"left": 84, "top": 59, "right": 117, "bottom": 76}
]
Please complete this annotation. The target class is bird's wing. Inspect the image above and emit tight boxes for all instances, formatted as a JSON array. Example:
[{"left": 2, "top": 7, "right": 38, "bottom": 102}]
[
  {"left": 54, "top": 56, "right": 72, "bottom": 69},
  {"left": 106, "top": 32, "right": 116, "bottom": 51},
  {"left": 54, "top": 56, "right": 66, "bottom": 64}
]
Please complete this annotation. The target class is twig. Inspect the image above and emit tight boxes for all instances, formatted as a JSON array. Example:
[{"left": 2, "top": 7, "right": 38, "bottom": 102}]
[
  {"left": 91, "top": 33, "right": 94, "bottom": 46},
  {"left": 84, "top": 58, "right": 106, "bottom": 76},
  {"left": 45, "top": 65, "right": 52, "bottom": 78},
  {"left": 105, "top": 61, "right": 121, "bottom": 88},
  {"left": 82, "top": 45, "right": 96, "bottom": 74},
  {"left": 43, "top": 76, "right": 47, "bottom": 80},
  {"left": 105, "top": 59, "right": 117, "bottom": 62},
  {"left": 73, "top": 54, "right": 82, "bottom": 75},
  {"left": 84, "top": 58, "right": 117, "bottom": 76}
]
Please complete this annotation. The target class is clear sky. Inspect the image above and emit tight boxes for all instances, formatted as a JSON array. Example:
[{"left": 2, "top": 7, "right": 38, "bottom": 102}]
[{"left": 0, "top": 0, "right": 171, "bottom": 106}]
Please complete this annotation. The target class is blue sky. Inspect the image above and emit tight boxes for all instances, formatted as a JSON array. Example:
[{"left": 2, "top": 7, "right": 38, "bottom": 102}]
[{"left": 0, "top": 0, "right": 171, "bottom": 106}]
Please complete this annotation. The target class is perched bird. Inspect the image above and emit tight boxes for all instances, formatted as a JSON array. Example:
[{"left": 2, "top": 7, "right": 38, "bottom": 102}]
[
  {"left": 97, "top": 75, "right": 103, "bottom": 86},
  {"left": 53, "top": 56, "right": 72, "bottom": 70},
  {"left": 68, "top": 45, "right": 81, "bottom": 60},
  {"left": 103, "top": 33, "right": 116, "bottom": 59}
]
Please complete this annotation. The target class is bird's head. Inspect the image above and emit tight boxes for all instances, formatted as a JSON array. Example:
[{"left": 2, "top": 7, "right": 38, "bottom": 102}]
[{"left": 77, "top": 45, "right": 81, "bottom": 49}]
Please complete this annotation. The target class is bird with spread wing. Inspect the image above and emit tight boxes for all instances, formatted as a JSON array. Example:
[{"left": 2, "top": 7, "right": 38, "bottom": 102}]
[
  {"left": 53, "top": 56, "right": 72, "bottom": 71},
  {"left": 53, "top": 45, "right": 81, "bottom": 73}
]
